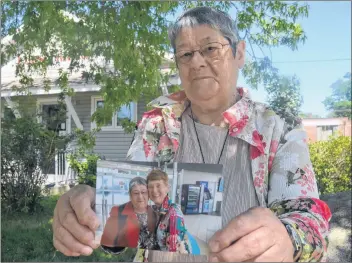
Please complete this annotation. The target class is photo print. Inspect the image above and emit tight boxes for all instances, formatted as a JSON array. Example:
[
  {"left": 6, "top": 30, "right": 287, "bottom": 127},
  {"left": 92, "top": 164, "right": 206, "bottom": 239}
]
[{"left": 95, "top": 160, "right": 223, "bottom": 261}]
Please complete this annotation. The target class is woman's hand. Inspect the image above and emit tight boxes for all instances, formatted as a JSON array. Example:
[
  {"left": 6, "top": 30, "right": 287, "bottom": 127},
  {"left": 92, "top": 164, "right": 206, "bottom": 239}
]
[
  {"left": 208, "top": 207, "right": 294, "bottom": 262},
  {"left": 52, "top": 185, "right": 100, "bottom": 256}
]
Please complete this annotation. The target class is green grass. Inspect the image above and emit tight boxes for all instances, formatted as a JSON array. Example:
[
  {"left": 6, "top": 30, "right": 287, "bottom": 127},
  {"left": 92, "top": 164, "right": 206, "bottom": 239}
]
[{"left": 1, "top": 195, "right": 136, "bottom": 262}]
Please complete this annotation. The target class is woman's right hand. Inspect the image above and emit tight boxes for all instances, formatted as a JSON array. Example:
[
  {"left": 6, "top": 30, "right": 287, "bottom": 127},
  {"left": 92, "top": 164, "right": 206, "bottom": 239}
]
[{"left": 52, "top": 184, "right": 100, "bottom": 256}]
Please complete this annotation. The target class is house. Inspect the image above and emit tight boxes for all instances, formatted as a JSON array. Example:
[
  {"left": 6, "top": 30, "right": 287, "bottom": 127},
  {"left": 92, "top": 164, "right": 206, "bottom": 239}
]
[
  {"left": 302, "top": 117, "right": 352, "bottom": 143},
  {"left": 1, "top": 51, "right": 179, "bottom": 185}
]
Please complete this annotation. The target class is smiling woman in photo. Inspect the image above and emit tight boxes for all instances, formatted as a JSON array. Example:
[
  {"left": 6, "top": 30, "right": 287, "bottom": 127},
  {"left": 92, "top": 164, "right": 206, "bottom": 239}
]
[
  {"left": 146, "top": 169, "right": 192, "bottom": 254},
  {"left": 100, "top": 177, "right": 157, "bottom": 253}
]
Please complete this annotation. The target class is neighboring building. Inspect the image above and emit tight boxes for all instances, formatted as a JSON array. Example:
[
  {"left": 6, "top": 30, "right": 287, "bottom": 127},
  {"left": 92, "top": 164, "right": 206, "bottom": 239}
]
[{"left": 302, "top": 117, "right": 352, "bottom": 143}]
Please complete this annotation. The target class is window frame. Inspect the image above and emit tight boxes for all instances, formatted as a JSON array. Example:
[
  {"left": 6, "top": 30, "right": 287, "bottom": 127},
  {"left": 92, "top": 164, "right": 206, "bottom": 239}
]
[
  {"left": 317, "top": 125, "right": 339, "bottom": 141},
  {"left": 36, "top": 97, "right": 71, "bottom": 134},
  {"left": 90, "top": 96, "right": 137, "bottom": 131}
]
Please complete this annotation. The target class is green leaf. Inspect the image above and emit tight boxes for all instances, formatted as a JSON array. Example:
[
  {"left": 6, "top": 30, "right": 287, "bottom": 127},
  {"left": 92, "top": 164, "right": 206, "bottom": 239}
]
[{"left": 2, "top": 1, "right": 311, "bottom": 131}]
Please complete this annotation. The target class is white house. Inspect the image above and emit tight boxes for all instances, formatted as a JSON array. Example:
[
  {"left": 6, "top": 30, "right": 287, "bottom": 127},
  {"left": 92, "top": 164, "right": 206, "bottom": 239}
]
[{"left": 1, "top": 43, "right": 180, "bottom": 186}]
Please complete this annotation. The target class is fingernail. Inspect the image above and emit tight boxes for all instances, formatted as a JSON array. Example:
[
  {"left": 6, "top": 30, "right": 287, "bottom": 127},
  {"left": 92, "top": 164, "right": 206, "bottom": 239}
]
[
  {"left": 209, "top": 255, "right": 218, "bottom": 262},
  {"left": 92, "top": 220, "right": 100, "bottom": 230},
  {"left": 90, "top": 240, "right": 100, "bottom": 249},
  {"left": 89, "top": 240, "right": 95, "bottom": 248},
  {"left": 72, "top": 252, "right": 80, "bottom": 257},
  {"left": 81, "top": 246, "right": 93, "bottom": 255},
  {"left": 209, "top": 241, "right": 220, "bottom": 252}
]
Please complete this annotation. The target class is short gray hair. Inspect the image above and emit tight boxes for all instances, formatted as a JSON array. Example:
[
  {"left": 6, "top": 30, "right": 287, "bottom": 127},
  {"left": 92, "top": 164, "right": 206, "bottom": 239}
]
[
  {"left": 168, "top": 6, "right": 240, "bottom": 56},
  {"left": 129, "top": 177, "right": 147, "bottom": 194}
]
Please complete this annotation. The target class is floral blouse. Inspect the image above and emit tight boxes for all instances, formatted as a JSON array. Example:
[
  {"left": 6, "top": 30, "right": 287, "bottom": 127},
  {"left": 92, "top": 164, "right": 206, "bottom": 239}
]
[
  {"left": 133, "top": 196, "right": 191, "bottom": 262},
  {"left": 126, "top": 87, "right": 332, "bottom": 262},
  {"left": 136, "top": 212, "right": 157, "bottom": 250},
  {"left": 154, "top": 196, "right": 191, "bottom": 254}
]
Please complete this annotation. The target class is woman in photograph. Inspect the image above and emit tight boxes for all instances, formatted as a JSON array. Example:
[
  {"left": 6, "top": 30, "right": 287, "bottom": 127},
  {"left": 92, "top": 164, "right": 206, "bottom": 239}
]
[
  {"left": 100, "top": 177, "right": 157, "bottom": 253},
  {"left": 53, "top": 6, "right": 331, "bottom": 262},
  {"left": 146, "top": 169, "right": 192, "bottom": 254}
]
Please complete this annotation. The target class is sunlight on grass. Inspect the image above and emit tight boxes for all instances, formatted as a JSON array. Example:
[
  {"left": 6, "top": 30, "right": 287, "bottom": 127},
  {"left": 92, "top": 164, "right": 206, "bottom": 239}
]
[{"left": 1, "top": 195, "right": 134, "bottom": 262}]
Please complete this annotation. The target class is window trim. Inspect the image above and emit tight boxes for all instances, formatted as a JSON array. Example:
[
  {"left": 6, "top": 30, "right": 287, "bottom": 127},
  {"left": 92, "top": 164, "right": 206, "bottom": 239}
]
[
  {"left": 2, "top": 105, "right": 16, "bottom": 120},
  {"left": 90, "top": 95, "right": 137, "bottom": 131},
  {"left": 317, "top": 125, "right": 339, "bottom": 141},
  {"left": 36, "top": 97, "right": 71, "bottom": 134}
]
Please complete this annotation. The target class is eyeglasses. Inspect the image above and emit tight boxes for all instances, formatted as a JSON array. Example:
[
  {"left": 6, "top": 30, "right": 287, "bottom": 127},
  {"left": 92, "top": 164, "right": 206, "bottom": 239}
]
[{"left": 175, "top": 42, "right": 232, "bottom": 65}]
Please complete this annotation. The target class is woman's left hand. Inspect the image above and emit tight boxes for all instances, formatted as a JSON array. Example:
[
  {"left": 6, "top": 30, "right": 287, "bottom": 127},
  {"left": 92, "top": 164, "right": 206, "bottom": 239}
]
[{"left": 208, "top": 207, "right": 294, "bottom": 262}]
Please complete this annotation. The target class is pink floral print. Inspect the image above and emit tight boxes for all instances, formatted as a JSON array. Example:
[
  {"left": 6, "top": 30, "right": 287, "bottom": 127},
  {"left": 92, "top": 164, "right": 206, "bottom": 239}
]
[
  {"left": 268, "top": 140, "right": 279, "bottom": 171},
  {"left": 250, "top": 131, "right": 267, "bottom": 159},
  {"left": 126, "top": 87, "right": 331, "bottom": 262}
]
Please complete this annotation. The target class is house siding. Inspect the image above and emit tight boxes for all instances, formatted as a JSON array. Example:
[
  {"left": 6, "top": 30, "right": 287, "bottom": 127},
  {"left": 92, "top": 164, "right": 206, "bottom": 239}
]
[
  {"left": 2, "top": 92, "right": 147, "bottom": 161},
  {"left": 94, "top": 99, "right": 146, "bottom": 161},
  {"left": 73, "top": 92, "right": 146, "bottom": 161}
]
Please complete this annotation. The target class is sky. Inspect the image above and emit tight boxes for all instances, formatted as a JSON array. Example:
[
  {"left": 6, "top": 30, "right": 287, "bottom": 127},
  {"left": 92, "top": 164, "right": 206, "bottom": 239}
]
[
  {"left": 173, "top": 1, "right": 352, "bottom": 117},
  {"left": 3, "top": 2, "right": 350, "bottom": 117},
  {"left": 241, "top": 1, "right": 352, "bottom": 117}
]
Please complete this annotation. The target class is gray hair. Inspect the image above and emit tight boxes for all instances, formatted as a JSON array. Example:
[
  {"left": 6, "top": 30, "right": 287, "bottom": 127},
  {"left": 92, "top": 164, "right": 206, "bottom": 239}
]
[
  {"left": 168, "top": 6, "right": 240, "bottom": 56},
  {"left": 129, "top": 177, "right": 147, "bottom": 194}
]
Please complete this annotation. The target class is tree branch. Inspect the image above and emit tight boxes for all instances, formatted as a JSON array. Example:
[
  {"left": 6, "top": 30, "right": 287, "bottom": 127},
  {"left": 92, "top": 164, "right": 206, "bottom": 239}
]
[{"left": 247, "top": 34, "right": 258, "bottom": 63}]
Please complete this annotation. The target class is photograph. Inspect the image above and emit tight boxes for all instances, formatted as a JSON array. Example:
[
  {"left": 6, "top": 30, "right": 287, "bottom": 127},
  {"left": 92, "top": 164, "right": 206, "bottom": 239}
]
[
  {"left": 174, "top": 163, "right": 223, "bottom": 250},
  {"left": 95, "top": 160, "right": 223, "bottom": 260}
]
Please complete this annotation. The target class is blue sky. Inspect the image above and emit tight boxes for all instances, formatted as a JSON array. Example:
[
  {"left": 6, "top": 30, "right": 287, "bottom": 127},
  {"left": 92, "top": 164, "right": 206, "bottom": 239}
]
[
  {"left": 173, "top": 1, "right": 351, "bottom": 117},
  {"left": 239, "top": 1, "right": 352, "bottom": 117}
]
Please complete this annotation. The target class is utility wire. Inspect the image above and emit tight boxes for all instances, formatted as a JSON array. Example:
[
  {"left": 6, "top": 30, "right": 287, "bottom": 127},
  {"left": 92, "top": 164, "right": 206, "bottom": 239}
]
[{"left": 272, "top": 58, "right": 351, "bottom": 64}]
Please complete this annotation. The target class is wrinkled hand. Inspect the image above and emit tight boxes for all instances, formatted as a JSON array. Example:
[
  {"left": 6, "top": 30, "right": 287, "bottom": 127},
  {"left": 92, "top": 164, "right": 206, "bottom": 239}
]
[
  {"left": 53, "top": 184, "right": 100, "bottom": 256},
  {"left": 208, "top": 207, "right": 294, "bottom": 262}
]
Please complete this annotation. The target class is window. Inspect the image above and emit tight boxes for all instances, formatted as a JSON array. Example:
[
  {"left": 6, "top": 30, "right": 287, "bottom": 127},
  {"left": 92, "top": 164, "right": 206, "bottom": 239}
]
[
  {"left": 42, "top": 104, "right": 67, "bottom": 131},
  {"left": 91, "top": 96, "right": 137, "bottom": 130},
  {"left": 317, "top": 125, "right": 339, "bottom": 141},
  {"left": 1, "top": 106, "right": 16, "bottom": 121}
]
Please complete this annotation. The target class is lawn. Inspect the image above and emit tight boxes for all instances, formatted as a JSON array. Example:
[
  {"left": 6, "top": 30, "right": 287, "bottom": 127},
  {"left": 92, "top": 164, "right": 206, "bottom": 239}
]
[{"left": 1, "top": 195, "right": 136, "bottom": 262}]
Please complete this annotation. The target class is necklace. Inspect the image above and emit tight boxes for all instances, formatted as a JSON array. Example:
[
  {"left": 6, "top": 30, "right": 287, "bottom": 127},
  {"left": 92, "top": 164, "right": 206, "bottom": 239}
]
[{"left": 190, "top": 106, "right": 228, "bottom": 164}]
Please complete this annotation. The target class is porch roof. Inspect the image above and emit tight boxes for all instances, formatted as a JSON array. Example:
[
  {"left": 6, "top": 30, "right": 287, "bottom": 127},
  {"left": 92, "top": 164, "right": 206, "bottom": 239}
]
[{"left": 1, "top": 56, "right": 180, "bottom": 98}]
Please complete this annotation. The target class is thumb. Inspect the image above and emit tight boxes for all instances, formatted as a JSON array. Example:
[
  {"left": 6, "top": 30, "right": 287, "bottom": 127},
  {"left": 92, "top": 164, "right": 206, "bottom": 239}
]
[{"left": 69, "top": 185, "right": 100, "bottom": 231}]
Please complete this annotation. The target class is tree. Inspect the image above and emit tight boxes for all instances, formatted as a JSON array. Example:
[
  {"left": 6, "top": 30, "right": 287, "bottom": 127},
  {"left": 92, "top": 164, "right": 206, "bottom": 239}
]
[
  {"left": 299, "top": 112, "right": 322, "bottom": 119},
  {"left": 1, "top": 1, "right": 310, "bottom": 130},
  {"left": 266, "top": 74, "right": 303, "bottom": 128},
  {"left": 323, "top": 72, "right": 352, "bottom": 119}
]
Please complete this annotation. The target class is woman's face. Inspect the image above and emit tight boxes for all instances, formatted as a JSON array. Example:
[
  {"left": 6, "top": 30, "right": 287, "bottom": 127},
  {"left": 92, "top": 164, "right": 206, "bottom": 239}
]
[
  {"left": 130, "top": 184, "right": 149, "bottom": 212},
  {"left": 175, "top": 25, "right": 245, "bottom": 112},
  {"left": 148, "top": 180, "right": 169, "bottom": 206}
]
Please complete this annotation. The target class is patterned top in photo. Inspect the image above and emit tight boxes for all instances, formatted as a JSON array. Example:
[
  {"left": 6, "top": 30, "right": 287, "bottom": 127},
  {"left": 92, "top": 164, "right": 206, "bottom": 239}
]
[
  {"left": 153, "top": 196, "right": 191, "bottom": 254},
  {"left": 136, "top": 212, "right": 157, "bottom": 250}
]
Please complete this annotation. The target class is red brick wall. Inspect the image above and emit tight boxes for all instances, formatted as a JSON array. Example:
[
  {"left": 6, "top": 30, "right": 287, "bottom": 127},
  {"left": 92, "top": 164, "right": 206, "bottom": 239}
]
[
  {"left": 304, "top": 126, "right": 318, "bottom": 143},
  {"left": 342, "top": 120, "right": 352, "bottom": 137},
  {"left": 302, "top": 118, "right": 351, "bottom": 143}
]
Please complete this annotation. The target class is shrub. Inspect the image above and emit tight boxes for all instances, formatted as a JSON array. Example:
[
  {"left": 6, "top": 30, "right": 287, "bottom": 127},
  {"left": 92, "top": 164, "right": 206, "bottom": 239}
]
[
  {"left": 309, "top": 135, "right": 352, "bottom": 195},
  {"left": 67, "top": 128, "right": 100, "bottom": 187},
  {"left": 68, "top": 153, "right": 99, "bottom": 187},
  {"left": 1, "top": 114, "right": 71, "bottom": 213}
]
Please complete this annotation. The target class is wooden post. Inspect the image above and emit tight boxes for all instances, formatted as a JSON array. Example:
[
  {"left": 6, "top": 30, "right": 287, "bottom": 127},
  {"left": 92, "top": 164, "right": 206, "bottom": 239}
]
[
  {"left": 4, "top": 97, "right": 21, "bottom": 118},
  {"left": 55, "top": 153, "right": 58, "bottom": 185},
  {"left": 64, "top": 96, "right": 83, "bottom": 130}
]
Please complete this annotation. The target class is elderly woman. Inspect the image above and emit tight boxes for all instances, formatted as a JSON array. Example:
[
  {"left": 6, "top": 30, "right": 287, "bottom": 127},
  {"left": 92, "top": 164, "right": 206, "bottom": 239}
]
[
  {"left": 146, "top": 169, "right": 191, "bottom": 254},
  {"left": 100, "top": 177, "right": 157, "bottom": 252},
  {"left": 52, "top": 7, "right": 331, "bottom": 262}
]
